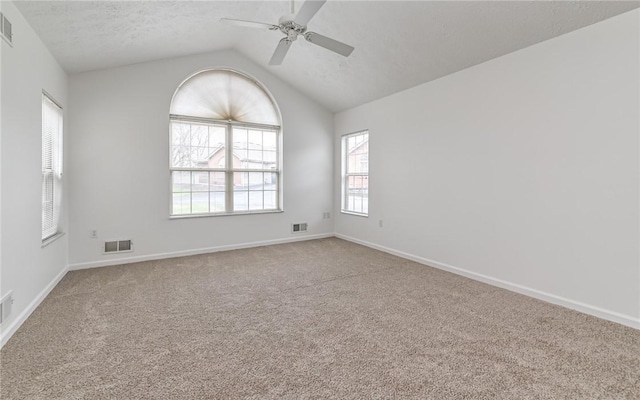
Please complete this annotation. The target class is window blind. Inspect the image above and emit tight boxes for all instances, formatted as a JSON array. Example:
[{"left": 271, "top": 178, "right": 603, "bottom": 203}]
[{"left": 42, "top": 94, "right": 63, "bottom": 241}]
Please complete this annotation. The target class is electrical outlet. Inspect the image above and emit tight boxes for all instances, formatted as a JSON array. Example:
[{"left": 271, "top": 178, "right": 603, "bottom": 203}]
[
  {"left": 90, "top": 230, "right": 97, "bottom": 239},
  {"left": 379, "top": 220, "right": 383, "bottom": 228}
]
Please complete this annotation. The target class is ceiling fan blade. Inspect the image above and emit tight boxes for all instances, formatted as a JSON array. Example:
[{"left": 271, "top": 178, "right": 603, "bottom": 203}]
[
  {"left": 304, "top": 32, "right": 354, "bottom": 57},
  {"left": 219, "top": 18, "right": 279, "bottom": 30},
  {"left": 269, "top": 38, "right": 293, "bottom": 65},
  {"left": 295, "top": 0, "right": 327, "bottom": 26}
]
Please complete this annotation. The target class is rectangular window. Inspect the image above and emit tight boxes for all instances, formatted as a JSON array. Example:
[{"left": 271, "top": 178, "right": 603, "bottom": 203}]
[
  {"left": 341, "top": 130, "right": 369, "bottom": 215},
  {"left": 170, "top": 118, "right": 280, "bottom": 216},
  {"left": 42, "top": 93, "right": 63, "bottom": 241}
]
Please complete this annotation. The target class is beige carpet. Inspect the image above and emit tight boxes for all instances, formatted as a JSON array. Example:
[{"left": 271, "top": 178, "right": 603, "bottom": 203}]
[{"left": 1, "top": 238, "right": 638, "bottom": 399}]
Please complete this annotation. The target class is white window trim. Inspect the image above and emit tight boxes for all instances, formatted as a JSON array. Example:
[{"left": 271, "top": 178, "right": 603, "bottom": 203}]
[{"left": 341, "top": 130, "right": 369, "bottom": 216}]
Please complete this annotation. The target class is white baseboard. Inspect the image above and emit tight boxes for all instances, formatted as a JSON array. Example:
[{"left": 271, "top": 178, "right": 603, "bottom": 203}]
[
  {"left": 335, "top": 234, "right": 640, "bottom": 330},
  {"left": 68, "top": 233, "right": 335, "bottom": 271},
  {"left": 0, "top": 265, "right": 69, "bottom": 348}
]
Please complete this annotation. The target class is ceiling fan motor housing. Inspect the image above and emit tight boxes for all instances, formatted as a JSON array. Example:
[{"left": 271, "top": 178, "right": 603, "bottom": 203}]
[{"left": 279, "top": 16, "right": 306, "bottom": 39}]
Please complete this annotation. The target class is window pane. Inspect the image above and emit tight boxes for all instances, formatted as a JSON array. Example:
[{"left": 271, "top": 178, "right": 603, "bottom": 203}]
[
  {"left": 264, "top": 191, "right": 277, "bottom": 209},
  {"left": 347, "top": 148, "right": 360, "bottom": 173},
  {"left": 264, "top": 151, "right": 276, "bottom": 165},
  {"left": 235, "top": 149, "right": 248, "bottom": 168},
  {"left": 173, "top": 193, "right": 191, "bottom": 215},
  {"left": 248, "top": 130, "right": 262, "bottom": 147},
  {"left": 210, "top": 192, "right": 225, "bottom": 212},
  {"left": 265, "top": 173, "right": 277, "bottom": 190},
  {"left": 360, "top": 155, "right": 369, "bottom": 173},
  {"left": 234, "top": 191, "right": 248, "bottom": 211},
  {"left": 353, "top": 193, "right": 363, "bottom": 213},
  {"left": 190, "top": 147, "right": 209, "bottom": 166},
  {"left": 263, "top": 131, "right": 277, "bottom": 150},
  {"left": 209, "top": 125, "right": 225, "bottom": 149},
  {"left": 171, "top": 123, "right": 192, "bottom": 168},
  {"left": 172, "top": 171, "right": 191, "bottom": 192},
  {"left": 248, "top": 149, "right": 263, "bottom": 162},
  {"left": 192, "top": 192, "right": 209, "bottom": 214},
  {"left": 348, "top": 175, "right": 356, "bottom": 190},
  {"left": 172, "top": 145, "right": 191, "bottom": 168},
  {"left": 172, "top": 122, "right": 190, "bottom": 145},
  {"left": 249, "top": 172, "right": 263, "bottom": 190},
  {"left": 190, "top": 124, "right": 208, "bottom": 148},
  {"left": 192, "top": 171, "right": 209, "bottom": 192},
  {"left": 233, "top": 172, "right": 248, "bottom": 191},
  {"left": 348, "top": 136, "right": 356, "bottom": 153},
  {"left": 233, "top": 128, "right": 248, "bottom": 149},
  {"left": 210, "top": 172, "right": 225, "bottom": 191},
  {"left": 249, "top": 191, "right": 263, "bottom": 210}
]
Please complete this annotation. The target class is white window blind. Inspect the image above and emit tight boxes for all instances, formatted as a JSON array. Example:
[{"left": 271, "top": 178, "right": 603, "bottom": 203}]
[
  {"left": 42, "top": 94, "right": 63, "bottom": 241},
  {"left": 342, "top": 130, "right": 369, "bottom": 215}
]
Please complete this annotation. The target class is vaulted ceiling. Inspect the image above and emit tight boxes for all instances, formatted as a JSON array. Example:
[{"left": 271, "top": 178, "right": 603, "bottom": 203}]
[{"left": 14, "top": 0, "right": 639, "bottom": 112}]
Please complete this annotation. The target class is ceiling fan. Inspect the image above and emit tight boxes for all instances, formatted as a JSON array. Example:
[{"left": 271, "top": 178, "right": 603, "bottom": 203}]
[{"left": 220, "top": 0, "right": 354, "bottom": 65}]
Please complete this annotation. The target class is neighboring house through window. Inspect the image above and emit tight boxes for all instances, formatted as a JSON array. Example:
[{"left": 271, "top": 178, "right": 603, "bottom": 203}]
[
  {"left": 341, "top": 130, "right": 369, "bottom": 215},
  {"left": 169, "top": 69, "right": 282, "bottom": 216},
  {"left": 42, "top": 93, "right": 63, "bottom": 241}
]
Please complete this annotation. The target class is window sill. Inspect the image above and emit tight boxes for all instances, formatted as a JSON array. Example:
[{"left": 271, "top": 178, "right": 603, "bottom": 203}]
[
  {"left": 170, "top": 209, "right": 284, "bottom": 219},
  {"left": 341, "top": 210, "right": 368, "bottom": 218},
  {"left": 42, "top": 232, "right": 65, "bottom": 248}
]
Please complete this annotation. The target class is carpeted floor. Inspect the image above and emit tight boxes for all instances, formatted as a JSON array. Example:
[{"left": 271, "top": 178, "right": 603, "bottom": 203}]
[{"left": 1, "top": 238, "right": 638, "bottom": 399}]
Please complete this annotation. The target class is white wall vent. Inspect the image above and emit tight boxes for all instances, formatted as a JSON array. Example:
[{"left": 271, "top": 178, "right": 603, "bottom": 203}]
[
  {"left": 104, "top": 239, "right": 133, "bottom": 254},
  {"left": 291, "top": 222, "right": 308, "bottom": 233},
  {"left": 0, "top": 12, "right": 13, "bottom": 45}
]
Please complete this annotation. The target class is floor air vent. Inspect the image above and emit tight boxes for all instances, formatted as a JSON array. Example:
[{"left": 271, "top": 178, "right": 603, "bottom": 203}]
[
  {"left": 291, "top": 223, "right": 308, "bottom": 233},
  {"left": 104, "top": 240, "right": 133, "bottom": 254}
]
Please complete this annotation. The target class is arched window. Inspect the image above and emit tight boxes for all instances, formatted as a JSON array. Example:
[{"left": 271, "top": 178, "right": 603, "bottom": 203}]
[{"left": 169, "top": 69, "right": 281, "bottom": 216}]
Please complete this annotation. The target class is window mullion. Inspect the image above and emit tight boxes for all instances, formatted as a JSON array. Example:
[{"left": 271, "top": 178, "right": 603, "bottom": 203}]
[{"left": 225, "top": 123, "right": 233, "bottom": 212}]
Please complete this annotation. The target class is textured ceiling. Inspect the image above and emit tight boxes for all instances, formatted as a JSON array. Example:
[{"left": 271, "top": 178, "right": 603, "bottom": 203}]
[{"left": 13, "top": 0, "right": 640, "bottom": 112}]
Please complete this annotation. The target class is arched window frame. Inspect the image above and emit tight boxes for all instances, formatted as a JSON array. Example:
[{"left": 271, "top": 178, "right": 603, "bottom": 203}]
[{"left": 169, "top": 68, "right": 282, "bottom": 217}]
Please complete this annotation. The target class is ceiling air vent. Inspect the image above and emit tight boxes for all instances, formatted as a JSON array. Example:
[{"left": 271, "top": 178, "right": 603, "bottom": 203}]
[
  {"left": 104, "top": 239, "right": 133, "bottom": 254},
  {"left": 0, "top": 12, "right": 13, "bottom": 45},
  {"left": 291, "top": 222, "right": 308, "bottom": 233}
]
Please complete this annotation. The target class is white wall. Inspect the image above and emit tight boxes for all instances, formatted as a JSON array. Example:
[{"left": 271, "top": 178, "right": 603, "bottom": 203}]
[
  {"left": 68, "top": 50, "right": 334, "bottom": 268},
  {"left": 0, "top": 1, "right": 69, "bottom": 345},
  {"left": 334, "top": 10, "right": 640, "bottom": 327}
]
